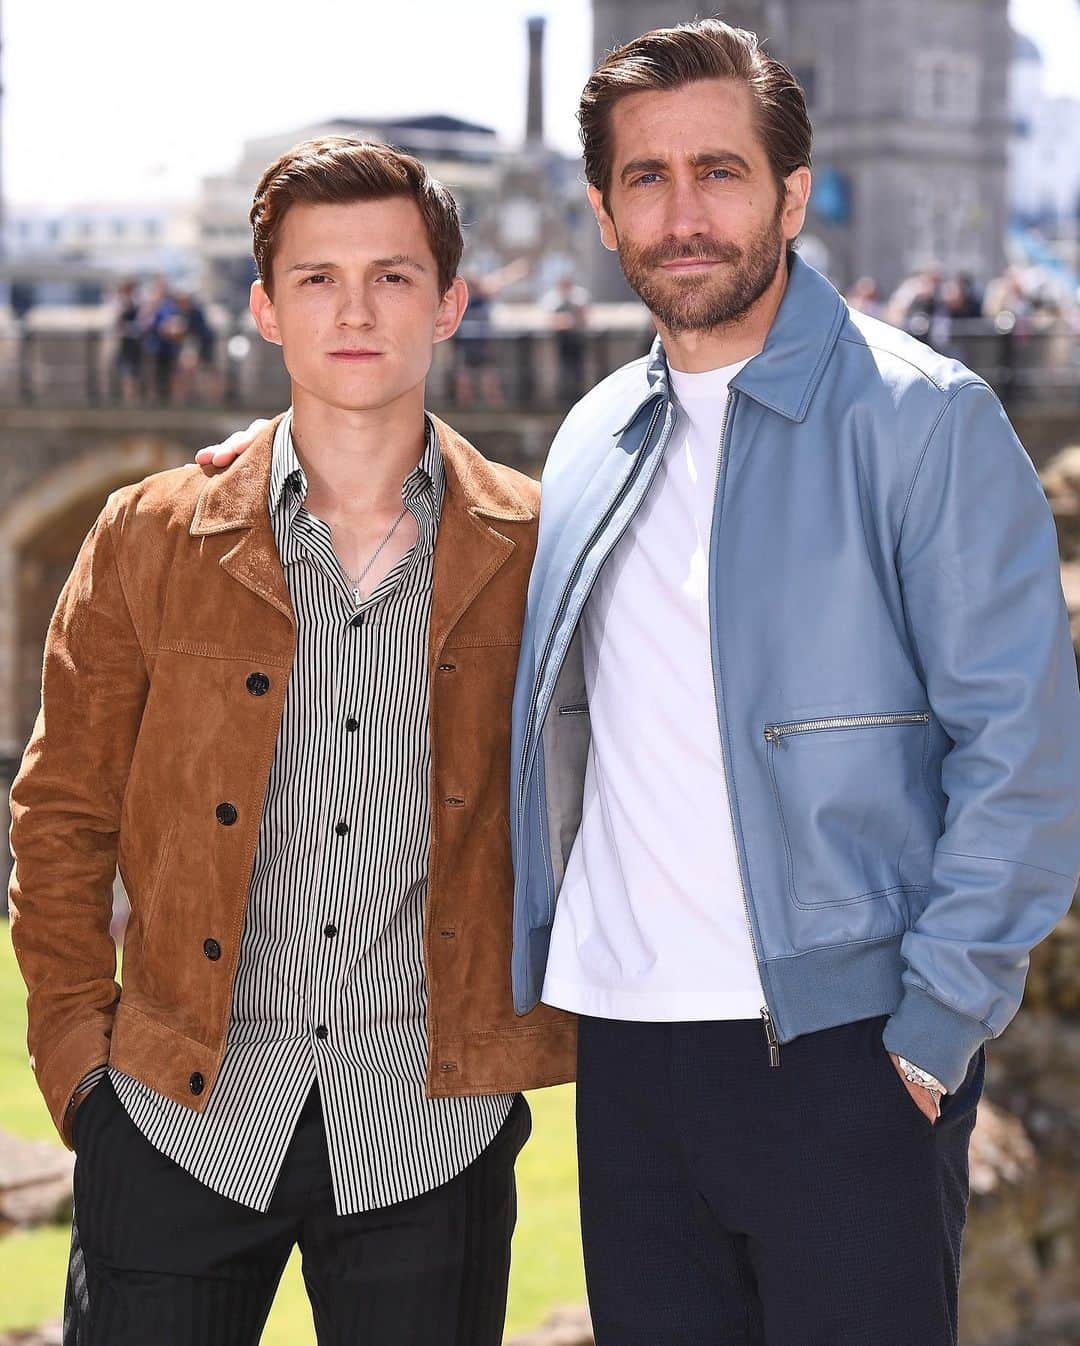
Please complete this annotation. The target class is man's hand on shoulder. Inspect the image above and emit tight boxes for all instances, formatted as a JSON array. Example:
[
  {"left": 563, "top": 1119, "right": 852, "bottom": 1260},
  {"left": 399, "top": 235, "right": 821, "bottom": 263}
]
[{"left": 194, "top": 419, "right": 272, "bottom": 469}]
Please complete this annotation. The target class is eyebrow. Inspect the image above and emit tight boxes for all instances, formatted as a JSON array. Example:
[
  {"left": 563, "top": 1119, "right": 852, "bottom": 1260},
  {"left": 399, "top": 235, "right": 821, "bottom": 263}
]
[
  {"left": 619, "top": 150, "right": 753, "bottom": 184},
  {"left": 286, "top": 255, "right": 428, "bottom": 274}
]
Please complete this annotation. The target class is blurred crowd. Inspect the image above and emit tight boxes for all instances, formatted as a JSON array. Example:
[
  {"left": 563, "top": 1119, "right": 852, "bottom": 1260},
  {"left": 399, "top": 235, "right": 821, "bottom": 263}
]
[
  {"left": 847, "top": 262, "right": 1079, "bottom": 345},
  {"left": 113, "top": 278, "right": 220, "bottom": 406}
]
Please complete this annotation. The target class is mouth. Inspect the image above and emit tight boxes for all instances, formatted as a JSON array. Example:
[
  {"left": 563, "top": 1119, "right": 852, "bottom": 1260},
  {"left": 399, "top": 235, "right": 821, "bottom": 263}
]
[
  {"left": 327, "top": 350, "right": 383, "bottom": 362},
  {"left": 658, "top": 259, "right": 725, "bottom": 274}
]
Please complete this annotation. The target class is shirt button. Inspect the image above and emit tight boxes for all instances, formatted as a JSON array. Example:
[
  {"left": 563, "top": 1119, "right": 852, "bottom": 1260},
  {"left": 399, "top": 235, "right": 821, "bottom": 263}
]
[
  {"left": 315, "top": 1025, "right": 329, "bottom": 1041},
  {"left": 189, "top": 1072, "right": 205, "bottom": 1095},
  {"left": 203, "top": 938, "right": 221, "bottom": 961},
  {"left": 334, "top": 820, "right": 349, "bottom": 837},
  {"left": 323, "top": 923, "right": 338, "bottom": 939},
  {"left": 345, "top": 717, "right": 359, "bottom": 733},
  {"left": 215, "top": 803, "right": 238, "bottom": 826},
  {"left": 246, "top": 672, "right": 270, "bottom": 696},
  {"left": 350, "top": 614, "right": 364, "bottom": 629}
]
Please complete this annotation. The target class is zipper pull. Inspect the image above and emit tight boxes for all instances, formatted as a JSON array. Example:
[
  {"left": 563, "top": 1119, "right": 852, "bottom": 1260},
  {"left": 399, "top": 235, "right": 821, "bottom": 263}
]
[
  {"left": 761, "top": 1006, "right": 780, "bottom": 1068},
  {"left": 763, "top": 726, "right": 782, "bottom": 746}
]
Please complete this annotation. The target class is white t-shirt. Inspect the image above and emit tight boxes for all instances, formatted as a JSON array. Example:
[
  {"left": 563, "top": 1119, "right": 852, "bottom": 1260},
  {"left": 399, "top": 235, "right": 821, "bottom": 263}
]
[{"left": 541, "top": 358, "right": 766, "bottom": 1021}]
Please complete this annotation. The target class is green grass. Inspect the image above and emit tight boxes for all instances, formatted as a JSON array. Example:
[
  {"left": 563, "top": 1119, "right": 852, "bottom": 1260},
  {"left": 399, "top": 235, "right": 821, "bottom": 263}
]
[{"left": 0, "top": 934, "right": 584, "bottom": 1339}]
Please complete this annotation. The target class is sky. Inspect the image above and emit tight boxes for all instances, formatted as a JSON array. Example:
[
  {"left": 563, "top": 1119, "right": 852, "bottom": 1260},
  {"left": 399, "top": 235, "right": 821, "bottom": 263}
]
[{"left": 5, "top": 0, "right": 1078, "bottom": 208}]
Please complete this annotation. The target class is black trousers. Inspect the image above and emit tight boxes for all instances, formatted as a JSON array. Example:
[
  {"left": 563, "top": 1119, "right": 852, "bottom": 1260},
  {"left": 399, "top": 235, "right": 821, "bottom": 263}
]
[
  {"left": 577, "top": 1014, "right": 984, "bottom": 1346},
  {"left": 64, "top": 1079, "right": 530, "bottom": 1346}
]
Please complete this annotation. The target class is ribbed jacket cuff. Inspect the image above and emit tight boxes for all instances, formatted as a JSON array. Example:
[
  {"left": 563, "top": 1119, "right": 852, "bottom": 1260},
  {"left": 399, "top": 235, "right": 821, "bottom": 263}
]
[{"left": 882, "top": 985, "right": 989, "bottom": 1094}]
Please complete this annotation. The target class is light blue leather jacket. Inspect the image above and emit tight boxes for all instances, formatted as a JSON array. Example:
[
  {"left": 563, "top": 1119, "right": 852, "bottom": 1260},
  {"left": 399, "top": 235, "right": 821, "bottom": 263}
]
[{"left": 509, "top": 255, "right": 1080, "bottom": 1092}]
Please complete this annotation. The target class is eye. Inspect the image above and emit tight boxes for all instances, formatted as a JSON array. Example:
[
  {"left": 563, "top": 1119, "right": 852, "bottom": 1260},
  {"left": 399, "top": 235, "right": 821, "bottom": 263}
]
[
  {"left": 706, "top": 168, "right": 736, "bottom": 181},
  {"left": 379, "top": 272, "right": 410, "bottom": 285},
  {"left": 300, "top": 273, "right": 330, "bottom": 285},
  {"left": 631, "top": 173, "right": 662, "bottom": 188}
]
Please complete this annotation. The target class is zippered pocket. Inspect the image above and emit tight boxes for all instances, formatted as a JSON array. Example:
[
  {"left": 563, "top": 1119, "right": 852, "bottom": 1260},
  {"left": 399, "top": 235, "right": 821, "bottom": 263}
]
[
  {"left": 764, "top": 711, "right": 929, "bottom": 745},
  {"left": 764, "top": 710, "right": 938, "bottom": 909}
]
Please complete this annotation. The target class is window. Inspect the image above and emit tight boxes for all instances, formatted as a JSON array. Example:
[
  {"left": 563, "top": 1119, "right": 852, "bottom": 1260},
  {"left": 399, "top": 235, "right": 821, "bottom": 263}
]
[{"left": 912, "top": 53, "right": 979, "bottom": 122}]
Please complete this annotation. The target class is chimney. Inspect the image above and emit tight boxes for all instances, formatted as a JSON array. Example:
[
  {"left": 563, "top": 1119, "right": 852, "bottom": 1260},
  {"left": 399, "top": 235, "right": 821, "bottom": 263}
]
[{"left": 526, "top": 16, "right": 545, "bottom": 145}]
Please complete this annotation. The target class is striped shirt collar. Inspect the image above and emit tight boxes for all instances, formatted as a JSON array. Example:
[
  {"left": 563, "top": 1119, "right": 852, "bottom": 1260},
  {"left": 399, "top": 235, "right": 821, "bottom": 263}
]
[{"left": 269, "top": 408, "right": 445, "bottom": 554}]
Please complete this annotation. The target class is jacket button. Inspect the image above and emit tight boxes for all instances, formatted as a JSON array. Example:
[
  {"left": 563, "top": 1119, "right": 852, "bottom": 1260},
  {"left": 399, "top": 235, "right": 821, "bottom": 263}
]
[
  {"left": 216, "top": 803, "right": 238, "bottom": 826},
  {"left": 189, "top": 1072, "right": 204, "bottom": 1095},
  {"left": 246, "top": 672, "right": 270, "bottom": 696},
  {"left": 203, "top": 938, "right": 221, "bottom": 961}
]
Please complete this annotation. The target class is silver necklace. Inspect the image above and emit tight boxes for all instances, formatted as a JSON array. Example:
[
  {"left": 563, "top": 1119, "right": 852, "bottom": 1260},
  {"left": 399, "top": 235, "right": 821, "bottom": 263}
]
[{"left": 341, "top": 505, "right": 409, "bottom": 604}]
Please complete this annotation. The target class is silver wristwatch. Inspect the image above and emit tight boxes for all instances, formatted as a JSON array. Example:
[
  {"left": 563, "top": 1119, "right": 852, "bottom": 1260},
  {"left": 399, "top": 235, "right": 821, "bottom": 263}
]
[{"left": 897, "top": 1056, "right": 946, "bottom": 1115}]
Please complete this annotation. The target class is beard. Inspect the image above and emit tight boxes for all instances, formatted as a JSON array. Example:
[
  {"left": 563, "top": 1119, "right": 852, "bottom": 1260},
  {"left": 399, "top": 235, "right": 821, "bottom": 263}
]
[{"left": 616, "top": 200, "right": 786, "bottom": 335}]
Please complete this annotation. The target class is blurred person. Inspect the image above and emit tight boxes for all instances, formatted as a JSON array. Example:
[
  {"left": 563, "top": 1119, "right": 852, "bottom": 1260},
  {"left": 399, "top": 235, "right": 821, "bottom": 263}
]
[
  {"left": 113, "top": 278, "right": 144, "bottom": 403},
  {"left": 543, "top": 274, "right": 591, "bottom": 402},
  {"left": 8, "top": 136, "right": 574, "bottom": 1346},
  {"left": 845, "top": 274, "right": 883, "bottom": 318},
  {"left": 143, "top": 277, "right": 187, "bottom": 402},
  {"left": 941, "top": 271, "right": 982, "bottom": 321},
  {"left": 190, "top": 20, "right": 1080, "bottom": 1346},
  {"left": 885, "top": 264, "right": 942, "bottom": 337},
  {"left": 454, "top": 257, "right": 529, "bottom": 406},
  {"left": 173, "top": 290, "right": 221, "bottom": 404}
]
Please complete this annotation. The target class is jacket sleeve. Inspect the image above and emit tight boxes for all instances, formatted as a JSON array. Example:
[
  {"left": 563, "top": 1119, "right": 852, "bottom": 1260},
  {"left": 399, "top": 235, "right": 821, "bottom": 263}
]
[
  {"left": 883, "top": 380, "right": 1080, "bottom": 1091},
  {"left": 8, "top": 501, "right": 148, "bottom": 1143}
]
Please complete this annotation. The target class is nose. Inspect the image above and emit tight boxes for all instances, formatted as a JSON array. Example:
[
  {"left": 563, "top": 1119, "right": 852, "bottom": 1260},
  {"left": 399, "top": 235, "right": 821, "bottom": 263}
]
[
  {"left": 663, "top": 174, "right": 712, "bottom": 241},
  {"left": 336, "top": 284, "right": 376, "bottom": 330}
]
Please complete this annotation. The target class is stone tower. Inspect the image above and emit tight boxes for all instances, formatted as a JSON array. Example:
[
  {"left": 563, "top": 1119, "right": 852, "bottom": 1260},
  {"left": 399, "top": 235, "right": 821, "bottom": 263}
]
[{"left": 586, "top": 0, "right": 1010, "bottom": 300}]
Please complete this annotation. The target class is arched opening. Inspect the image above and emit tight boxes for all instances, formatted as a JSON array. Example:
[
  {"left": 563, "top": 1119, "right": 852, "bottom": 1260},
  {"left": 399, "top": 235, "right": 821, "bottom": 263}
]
[{"left": 0, "top": 439, "right": 187, "bottom": 895}]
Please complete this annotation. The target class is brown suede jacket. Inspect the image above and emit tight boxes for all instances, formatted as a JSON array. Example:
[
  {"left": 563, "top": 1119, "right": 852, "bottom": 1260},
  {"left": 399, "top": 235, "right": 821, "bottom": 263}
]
[{"left": 8, "top": 415, "right": 575, "bottom": 1146}]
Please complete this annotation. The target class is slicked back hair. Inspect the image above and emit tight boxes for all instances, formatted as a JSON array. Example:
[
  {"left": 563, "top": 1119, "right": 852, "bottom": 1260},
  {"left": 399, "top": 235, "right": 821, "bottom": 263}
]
[{"left": 579, "top": 17, "right": 812, "bottom": 210}]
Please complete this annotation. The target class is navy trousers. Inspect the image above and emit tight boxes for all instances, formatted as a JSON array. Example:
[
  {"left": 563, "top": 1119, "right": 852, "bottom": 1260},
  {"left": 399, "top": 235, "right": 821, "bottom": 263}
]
[
  {"left": 64, "top": 1078, "right": 530, "bottom": 1346},
  {"left": 577, "top": 1014, "right": 984, "bottom": 1346}
]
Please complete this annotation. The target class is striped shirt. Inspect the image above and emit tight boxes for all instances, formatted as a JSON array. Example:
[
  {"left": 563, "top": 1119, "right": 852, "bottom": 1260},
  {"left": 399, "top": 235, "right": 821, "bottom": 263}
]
[{"left": 107, "top": 410, "right": 514, "bottom": 1213}]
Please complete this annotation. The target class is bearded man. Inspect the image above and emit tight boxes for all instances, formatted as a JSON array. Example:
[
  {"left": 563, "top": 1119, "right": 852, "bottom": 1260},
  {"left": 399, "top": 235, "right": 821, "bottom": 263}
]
[{"left": 508, "top": 19, "right": 1080, "bottom": 1346}]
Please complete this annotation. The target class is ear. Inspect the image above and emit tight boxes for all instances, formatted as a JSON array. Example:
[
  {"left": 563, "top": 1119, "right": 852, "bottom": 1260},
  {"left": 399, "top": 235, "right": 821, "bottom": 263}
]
[
  {"left": 433, "top": 275, "right": 469, "bottom": 345},
  {"left": 587, "top": 185, "right": 619, "bottom": 253},
  {"left": 782, "top": 167, "right": 813, "bottom": 245},
  {"left": 250, "top": 280, "right": 282, "bottom": 347}
]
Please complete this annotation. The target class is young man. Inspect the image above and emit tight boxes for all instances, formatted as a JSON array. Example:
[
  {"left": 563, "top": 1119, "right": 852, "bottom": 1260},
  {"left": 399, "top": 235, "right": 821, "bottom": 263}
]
[
  {"left": 8, "top": 136, "right": 574, "bottom": 1346},
  {"left": 196, "top": 22, "right": 1080, "bottom": 1345}
]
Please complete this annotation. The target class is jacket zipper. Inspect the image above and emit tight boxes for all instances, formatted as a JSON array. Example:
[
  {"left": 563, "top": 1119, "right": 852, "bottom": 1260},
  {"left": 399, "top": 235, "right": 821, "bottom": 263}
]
[
  {"left": 708, "top": 391, "right": 780, "bottom": 1069},
  {"left": 763, "top": 711, "right": 930, "bottom": 745},
  {"left": 517, "top": 398, "right": 668, "bottom": 828}
]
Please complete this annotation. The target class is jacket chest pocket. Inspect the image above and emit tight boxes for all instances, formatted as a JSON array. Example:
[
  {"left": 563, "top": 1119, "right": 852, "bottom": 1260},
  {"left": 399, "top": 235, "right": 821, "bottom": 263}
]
[{"left": 764, "top": 711, "right": 939, "bottom": 909}]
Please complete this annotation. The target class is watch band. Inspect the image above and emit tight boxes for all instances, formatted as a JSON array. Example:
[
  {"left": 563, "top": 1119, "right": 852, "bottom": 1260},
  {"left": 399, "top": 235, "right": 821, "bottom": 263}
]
[{"left": 897, "top": 1056, "right": 946, "bottom": 1097}]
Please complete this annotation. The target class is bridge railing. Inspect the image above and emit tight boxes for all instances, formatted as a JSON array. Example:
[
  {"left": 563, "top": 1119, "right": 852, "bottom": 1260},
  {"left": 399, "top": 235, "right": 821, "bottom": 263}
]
[{"left": 0, "top": 317, "right": 1076, "bottom": 413}]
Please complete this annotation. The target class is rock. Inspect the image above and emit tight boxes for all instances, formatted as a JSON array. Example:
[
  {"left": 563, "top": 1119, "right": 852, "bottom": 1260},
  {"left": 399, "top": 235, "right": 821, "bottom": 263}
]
[
  {"left": 960, "top": 1013, "right": 1080, "bottom": 1344},
  {"left": 0, "top": 1130, "right": 73, "bottom": 1229},
  {"left": 0, "top": 1324, "right": 63, "bottom": 1346},
  {"left": 505, "top": 1306, "right": 593, "bottom": 1346},
  {"left": 968, "top": 1100, "right": 1037, "bottom": 1196},
  {"left": 1042, "top": 447, "right": 1080, "bottom": 563}
]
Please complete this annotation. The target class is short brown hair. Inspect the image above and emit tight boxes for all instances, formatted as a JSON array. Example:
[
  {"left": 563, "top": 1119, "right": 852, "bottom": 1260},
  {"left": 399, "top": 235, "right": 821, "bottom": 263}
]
[
  {"left": 250, "top": 136, "right": 463, "bottom": 296},
  {"left": 579, "top": 18, "right": 812, "bottom": 209}
]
